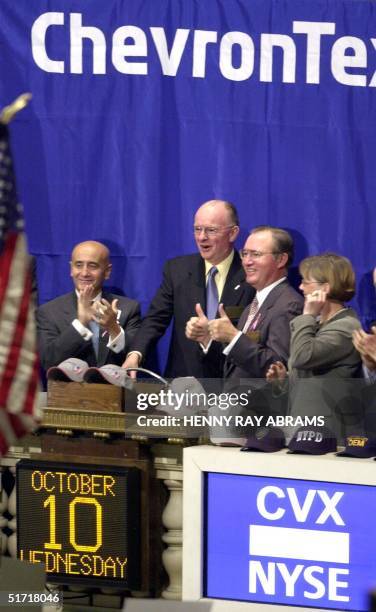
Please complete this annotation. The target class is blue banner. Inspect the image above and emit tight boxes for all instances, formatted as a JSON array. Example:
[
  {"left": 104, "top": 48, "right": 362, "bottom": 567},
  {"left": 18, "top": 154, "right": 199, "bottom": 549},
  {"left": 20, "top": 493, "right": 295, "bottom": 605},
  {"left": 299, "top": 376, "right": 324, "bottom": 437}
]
[
  {"left": 0, "top": 0, "right": 375, "bottom": 367},
  {"left": 206, "top": 472, "right": 376, "bottom": 610}
]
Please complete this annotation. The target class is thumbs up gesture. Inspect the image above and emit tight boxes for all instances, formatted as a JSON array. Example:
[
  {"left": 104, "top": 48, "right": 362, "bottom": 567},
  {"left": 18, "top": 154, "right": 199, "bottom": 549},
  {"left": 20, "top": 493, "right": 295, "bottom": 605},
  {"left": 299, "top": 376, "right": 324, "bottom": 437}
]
[
  {"left": 185, "top": 303, "right": 210, "bottom": 346},
  {"left": 207, "top": 304, "right": 238, "bottom": 343}
]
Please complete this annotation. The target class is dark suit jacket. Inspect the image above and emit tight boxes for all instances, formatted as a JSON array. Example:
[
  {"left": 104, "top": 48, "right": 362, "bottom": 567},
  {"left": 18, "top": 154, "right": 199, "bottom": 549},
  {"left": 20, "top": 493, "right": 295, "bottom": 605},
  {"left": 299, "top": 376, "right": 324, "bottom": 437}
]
[
  {"left": 130, "top": 252, "right": 254, "bottom": 379},
  {"left": 225, "top": 280, "right": 304, "bottom": 379},
  {"left": 36, "top": 291, "right": 141, "bottom": 370}
]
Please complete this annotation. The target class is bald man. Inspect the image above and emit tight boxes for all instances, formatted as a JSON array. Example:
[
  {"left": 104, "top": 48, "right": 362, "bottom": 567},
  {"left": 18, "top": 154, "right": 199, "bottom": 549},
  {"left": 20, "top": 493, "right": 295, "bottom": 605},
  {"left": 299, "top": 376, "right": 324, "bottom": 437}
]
[
  {"left": 122, "top": 200, "right": 254, "bottom": 378},
  {"left": 36, "top": 241, "right": 141, "bottom": 370}
]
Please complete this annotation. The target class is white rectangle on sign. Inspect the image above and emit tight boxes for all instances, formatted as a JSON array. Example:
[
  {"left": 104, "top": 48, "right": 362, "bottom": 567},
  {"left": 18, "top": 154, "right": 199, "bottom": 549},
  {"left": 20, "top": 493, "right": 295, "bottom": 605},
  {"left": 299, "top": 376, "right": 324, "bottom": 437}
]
[{"left": 249, "top": 525, "right": 349, "bottom": 564}]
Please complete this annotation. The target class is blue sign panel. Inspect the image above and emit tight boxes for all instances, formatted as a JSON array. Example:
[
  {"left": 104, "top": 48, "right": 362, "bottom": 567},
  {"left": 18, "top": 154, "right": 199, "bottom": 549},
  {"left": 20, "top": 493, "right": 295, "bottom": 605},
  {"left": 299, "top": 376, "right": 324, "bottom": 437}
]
[{"left": 205, "top": 473, "right": 376, "bottom": 610}]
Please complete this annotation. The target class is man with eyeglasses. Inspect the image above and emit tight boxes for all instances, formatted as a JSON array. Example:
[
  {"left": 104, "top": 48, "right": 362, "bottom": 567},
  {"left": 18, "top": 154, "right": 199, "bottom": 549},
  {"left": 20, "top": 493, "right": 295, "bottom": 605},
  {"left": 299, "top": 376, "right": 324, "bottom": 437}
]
[
  {"left": 122, "top": 200, "right": 254, "bottom": 378},
  {"left": 205, "top": 226, "right": 303, "bottom": 380}
]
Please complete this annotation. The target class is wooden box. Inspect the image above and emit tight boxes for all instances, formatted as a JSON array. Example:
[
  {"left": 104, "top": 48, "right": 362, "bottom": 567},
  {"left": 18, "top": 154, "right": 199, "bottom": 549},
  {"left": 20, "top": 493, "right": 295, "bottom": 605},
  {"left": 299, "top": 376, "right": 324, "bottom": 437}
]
[{"left": 47, "top": 380, "right": 123, "bottom": 412}]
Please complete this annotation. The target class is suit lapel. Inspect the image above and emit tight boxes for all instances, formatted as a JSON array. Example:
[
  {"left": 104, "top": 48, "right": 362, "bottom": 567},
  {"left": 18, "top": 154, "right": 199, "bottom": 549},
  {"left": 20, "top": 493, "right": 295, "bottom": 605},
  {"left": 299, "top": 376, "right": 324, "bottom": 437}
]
[
  {"left": 225, "top": 281, "right": 290, "bottom": 377},
  {"left": 190, "top": 251, "right": 249, "bottom": 312},
  {"left": 221, "top": 251, "right": 248, "bottom": 305},
  {"left": 258, "top": 280, "right": 289, "bottom": 313},
  {"left": 62, "top": 292, "right": 78, "bottom": 325},
  {"left": 247, "top": 280, "right": 290, "bottom": 331},
  {"left": 63, "top": 291, "right": 98, "bottom": 364},
  {"left": 223, "top": 295, "right": 252, "bottom": 378},
  {"left": 188, "top": 252, "right": 249, "bottom": 316},
  {"left": 189, "top": 257, "right": 206, "bottom": 311},
  {"left": 237, "top": 305, "right": 250, "bottom": 330}
]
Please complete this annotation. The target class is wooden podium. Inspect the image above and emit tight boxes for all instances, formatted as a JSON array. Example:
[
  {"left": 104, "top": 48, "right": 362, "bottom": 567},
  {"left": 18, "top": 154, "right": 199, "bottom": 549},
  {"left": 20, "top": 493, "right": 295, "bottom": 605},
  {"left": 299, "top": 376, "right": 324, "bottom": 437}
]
[{"left": 16, "top": 379, "right": 171, "bottom": 597}]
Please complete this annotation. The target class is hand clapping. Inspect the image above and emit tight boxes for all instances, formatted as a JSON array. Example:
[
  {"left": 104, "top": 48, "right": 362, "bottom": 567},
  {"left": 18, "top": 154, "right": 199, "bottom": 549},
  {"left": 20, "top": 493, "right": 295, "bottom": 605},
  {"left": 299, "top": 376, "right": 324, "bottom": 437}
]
[
  {"left": 266, "top": 360, "right": 287, "bottom": 382},
  {"left": 93, "top": 298, "right": 120, "bottom": 338},
  {"left": 352, "top": 326, "right": 376, "bottom": 371}
]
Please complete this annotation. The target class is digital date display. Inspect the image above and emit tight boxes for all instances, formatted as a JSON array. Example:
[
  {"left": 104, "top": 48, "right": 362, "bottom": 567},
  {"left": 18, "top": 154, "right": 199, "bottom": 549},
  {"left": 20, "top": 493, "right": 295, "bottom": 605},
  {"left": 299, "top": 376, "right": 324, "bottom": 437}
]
[{"left": 17, "top": 460, "right": 141, "bottom": 588}]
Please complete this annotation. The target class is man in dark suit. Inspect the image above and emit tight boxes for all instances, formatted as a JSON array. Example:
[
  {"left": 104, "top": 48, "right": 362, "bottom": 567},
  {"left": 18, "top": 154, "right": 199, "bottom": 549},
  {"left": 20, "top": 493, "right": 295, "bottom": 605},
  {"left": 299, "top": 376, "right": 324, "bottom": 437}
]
[
  {"left": 122, "top": 200, "right": 254, "bottom": 379},
  {"left": 201, "top": 226, "right": 304, "bottom": 379},
  {"left": 36, "top": 241, "right": 141, "bottom": 370}
]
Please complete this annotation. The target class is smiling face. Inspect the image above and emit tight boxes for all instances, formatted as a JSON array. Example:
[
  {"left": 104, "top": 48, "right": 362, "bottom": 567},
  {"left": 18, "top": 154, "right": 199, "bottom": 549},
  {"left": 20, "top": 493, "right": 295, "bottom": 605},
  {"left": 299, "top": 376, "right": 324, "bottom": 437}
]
[
  {"left": 194, "top": 200, "right": 239, "bottom": 265},
  {"left": 241, "top": 230, "right": 288, "bottom": 291},
  {"left": 70, "top": 241, "right": 111, "bottom": 294}
]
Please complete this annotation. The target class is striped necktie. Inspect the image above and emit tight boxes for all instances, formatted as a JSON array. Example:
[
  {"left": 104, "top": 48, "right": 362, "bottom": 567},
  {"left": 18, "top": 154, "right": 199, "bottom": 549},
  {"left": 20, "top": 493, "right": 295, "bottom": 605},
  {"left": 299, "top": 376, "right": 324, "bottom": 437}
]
[{"left": 242, "top": 297, "right": 259, "bottom": 332}]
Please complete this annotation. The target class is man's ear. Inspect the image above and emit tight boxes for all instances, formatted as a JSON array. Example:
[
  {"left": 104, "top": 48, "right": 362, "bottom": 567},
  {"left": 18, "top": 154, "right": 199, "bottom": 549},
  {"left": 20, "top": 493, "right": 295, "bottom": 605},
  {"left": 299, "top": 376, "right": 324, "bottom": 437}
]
[
  {"left": 69, "top": 261, "right": 73, "bottom": 277},
  {"left": 105, "top": 263, "right": 112, "bottom": 280},
  {"left": 277, "top": 252, "right": 289, "bottom": 269},
  {"left": 229, "top": 225, "right": 240, "bottom": 243}
]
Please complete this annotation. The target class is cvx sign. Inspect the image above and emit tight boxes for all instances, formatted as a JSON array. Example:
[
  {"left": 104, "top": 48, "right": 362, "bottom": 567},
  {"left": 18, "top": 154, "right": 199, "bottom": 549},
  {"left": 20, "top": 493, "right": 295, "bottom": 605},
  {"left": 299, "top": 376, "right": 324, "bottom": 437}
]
[{"left": 205, "top": 474, "right": 376, "bottom": 610}]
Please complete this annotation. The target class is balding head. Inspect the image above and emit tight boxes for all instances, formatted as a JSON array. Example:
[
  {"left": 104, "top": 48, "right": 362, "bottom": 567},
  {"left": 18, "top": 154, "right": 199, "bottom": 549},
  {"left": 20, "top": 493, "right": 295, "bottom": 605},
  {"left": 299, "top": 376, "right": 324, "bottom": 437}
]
[
  {"left": 70, "top": 240, "right": 112, "bottom": 293},
  {"left": 71, "top": 240, "right": 110, "bottom": 264},
  {"left": 194, "top": 199, "right": 239, "bottom": 264},
  {"left": 196, "top": 200, "right": 239, "bottom": 226}
]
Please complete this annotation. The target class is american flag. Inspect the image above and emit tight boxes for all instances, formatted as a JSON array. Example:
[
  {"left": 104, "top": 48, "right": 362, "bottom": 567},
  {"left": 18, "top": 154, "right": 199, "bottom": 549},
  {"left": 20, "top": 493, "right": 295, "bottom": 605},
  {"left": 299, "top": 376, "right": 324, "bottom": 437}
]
[{"left": 0, "top": 122, "right": 39, "bottom": 454}]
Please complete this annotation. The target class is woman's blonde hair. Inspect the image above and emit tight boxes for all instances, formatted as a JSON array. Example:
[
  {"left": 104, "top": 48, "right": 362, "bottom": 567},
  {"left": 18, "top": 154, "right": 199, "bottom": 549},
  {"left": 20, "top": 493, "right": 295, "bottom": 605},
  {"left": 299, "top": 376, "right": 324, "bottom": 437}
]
[{"left": 299, "top": 253, "right": 355, "bottom": 302}]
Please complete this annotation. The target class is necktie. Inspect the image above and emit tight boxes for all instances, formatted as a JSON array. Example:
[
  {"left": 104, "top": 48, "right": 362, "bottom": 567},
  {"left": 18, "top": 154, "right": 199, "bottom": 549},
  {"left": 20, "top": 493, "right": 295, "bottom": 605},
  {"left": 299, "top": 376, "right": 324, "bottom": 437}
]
[
  {"left": 89, "top": 320, "right": 100, "bottom": 358},
  {"left": 242, "top": 297, "right": 259, "bottom": 332},
  {"left": 206, "top": 266, "right": 219, "bottom": 320}
]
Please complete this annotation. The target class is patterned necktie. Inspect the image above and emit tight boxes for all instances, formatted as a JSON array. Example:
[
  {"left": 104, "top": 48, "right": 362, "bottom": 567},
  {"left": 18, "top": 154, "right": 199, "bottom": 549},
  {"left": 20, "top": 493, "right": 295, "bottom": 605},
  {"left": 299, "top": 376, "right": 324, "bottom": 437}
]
[
  {"left": 89, "top": 320, "right": 100, "bottom": 358},
  {"left": 242, "top": 297, "right": 259, "bottom": 332},
  {"left": 206, "top": 266, "right": 219, "bottom": 320}
]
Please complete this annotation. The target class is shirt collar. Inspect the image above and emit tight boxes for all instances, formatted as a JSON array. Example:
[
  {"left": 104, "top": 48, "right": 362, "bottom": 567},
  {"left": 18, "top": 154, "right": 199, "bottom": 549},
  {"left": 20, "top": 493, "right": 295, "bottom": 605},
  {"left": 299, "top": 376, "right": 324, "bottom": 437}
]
[
  {"left": 75, "top": 290, "right": 102, "bottom": 301},
  {"left": 256, "top": 277, "right": 286, "bottom": 308},
  {"left": 205, "top": 250, "right": 234, "bottom": 278}
]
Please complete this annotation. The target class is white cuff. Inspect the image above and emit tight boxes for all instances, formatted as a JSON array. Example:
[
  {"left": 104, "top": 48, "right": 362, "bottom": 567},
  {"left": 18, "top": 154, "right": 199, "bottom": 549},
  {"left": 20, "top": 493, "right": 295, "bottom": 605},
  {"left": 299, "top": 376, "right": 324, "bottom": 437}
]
[
  {"left": 127, "top": 350, "right": 143, "bottom": 360},
  {"left": 107, "top": 328, "right": 125, "bottom": 353},
  {"left": 72, "top": 319, "right": 92, "bottom": 341},
  {"left": 223, "top": 331, "right": 242, "bottom": 355}
]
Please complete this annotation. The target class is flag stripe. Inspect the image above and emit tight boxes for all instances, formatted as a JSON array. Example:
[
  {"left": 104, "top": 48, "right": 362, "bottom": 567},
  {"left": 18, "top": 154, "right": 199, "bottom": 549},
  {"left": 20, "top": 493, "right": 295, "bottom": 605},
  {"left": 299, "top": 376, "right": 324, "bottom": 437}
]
[
  {"left": 12, "top": 340, "right": 39, "bottom": 415},
  {"left": 0, "top": 123, "right": 39, "bottom": 454},
  {"left": 6, "top": 270, "right": 38, "bottom": 413},
  {"left": 0, "top": 236, "right": 33, "bottom": 407},
  {"left": 0, "top": 233, "right": 27, "bottom": 375},
  {"left": 0, "top": 232, "right": 17, "bottom": 313}
]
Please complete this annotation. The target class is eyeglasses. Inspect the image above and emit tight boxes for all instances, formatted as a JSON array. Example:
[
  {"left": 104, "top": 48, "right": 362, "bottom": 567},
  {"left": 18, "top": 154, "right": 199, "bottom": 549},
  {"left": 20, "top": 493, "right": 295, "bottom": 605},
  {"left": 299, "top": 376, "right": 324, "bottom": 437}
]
[
  {"left": 240, "top": 249, "right": 281, "bottom": 259},
  {"left": 193, "top": 225, "right": 235, "bottom": 237},
  {"left": 300, "top": 280, "right": 324, "bottom": 286}
]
